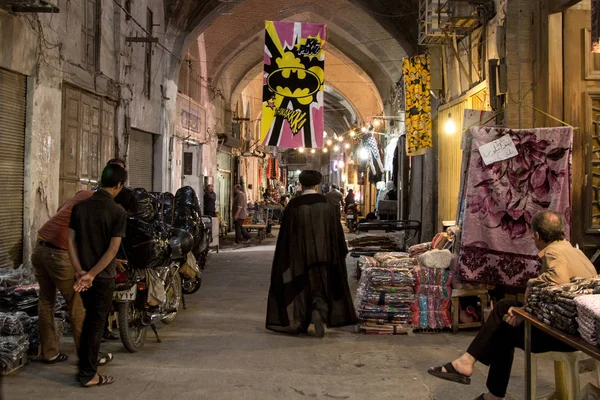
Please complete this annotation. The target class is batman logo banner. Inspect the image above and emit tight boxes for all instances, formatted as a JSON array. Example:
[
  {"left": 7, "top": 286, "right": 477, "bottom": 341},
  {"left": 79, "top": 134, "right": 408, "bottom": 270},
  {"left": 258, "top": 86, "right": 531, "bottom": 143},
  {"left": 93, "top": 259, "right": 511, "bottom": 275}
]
[{"left": 260, "top": 21, "right": 326, "bottom": 149}]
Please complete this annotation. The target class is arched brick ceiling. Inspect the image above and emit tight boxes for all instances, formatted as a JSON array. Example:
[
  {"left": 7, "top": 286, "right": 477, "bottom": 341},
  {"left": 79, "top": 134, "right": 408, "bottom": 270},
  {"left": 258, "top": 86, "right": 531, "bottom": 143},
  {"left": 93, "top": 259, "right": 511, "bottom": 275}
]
[{"left": 165, "top": 0, "right": 419, "bottom": 104}]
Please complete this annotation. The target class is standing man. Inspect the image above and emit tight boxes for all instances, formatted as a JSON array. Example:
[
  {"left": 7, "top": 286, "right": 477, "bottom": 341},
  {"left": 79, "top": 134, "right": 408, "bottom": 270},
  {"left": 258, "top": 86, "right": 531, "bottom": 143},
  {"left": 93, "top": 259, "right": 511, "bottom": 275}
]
[
  {"left": 325, "top": 184, "right": 344, "bottom": 218},
  {"left": 68, "top": 164, "right": 127, "bottom": 387},
  {"left": 233, "top": 184, "right": 251, "bottom": 244},
  {"left": 33, "top": 191, "right": 92, "bottom": 363},
  {"left": 203, "top": 184, "right": 217, "bottom": 217},
  {"left": 266, "top": 170, "right": 357, "bottom": 337}
]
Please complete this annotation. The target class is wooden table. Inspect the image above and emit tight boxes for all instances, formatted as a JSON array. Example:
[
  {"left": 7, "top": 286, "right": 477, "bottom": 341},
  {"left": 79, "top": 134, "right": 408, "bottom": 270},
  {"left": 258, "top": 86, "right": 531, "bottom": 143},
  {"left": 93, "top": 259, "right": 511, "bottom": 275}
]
[{"left": 513, "top": 308, "right": 600, "bottom": 399}]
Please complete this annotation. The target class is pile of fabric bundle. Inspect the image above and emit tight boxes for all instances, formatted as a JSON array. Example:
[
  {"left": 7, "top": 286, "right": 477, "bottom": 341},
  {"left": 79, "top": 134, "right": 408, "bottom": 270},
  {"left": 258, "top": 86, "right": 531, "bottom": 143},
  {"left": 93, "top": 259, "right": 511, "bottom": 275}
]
[
  {"left": 0, "top": 312, "right": 32, "bottom": 374},
  {"left": 0, "top": 284, "right": 39, "bottom": 316},
  {"left": 525, "top": 278, "right": 600, "bottom": 335},
  {"left": 574, "top": 295, "right": 600, "bottom": 346},
  {"left": 409, "top": 242, "right": 430, "bottom": 258},
  {"left": 411, "top": 249, "right": 453, "bottom": 330},
  {"left": 348, "top": 234, "right": 405, "bottom": 253},
  {"left": 355, "top": 252, "right": 417, "bottom": 334}
]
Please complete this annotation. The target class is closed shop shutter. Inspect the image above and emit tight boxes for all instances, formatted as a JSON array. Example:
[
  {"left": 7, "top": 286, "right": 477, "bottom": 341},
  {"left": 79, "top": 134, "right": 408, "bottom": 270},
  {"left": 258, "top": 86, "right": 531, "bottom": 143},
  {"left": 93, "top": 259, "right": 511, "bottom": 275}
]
[
  {"left": 128, "top": 130, "right": 154, "bottom": 190},
  {"left": 0, "top": 69, "right": 26, "bottom": 269}
]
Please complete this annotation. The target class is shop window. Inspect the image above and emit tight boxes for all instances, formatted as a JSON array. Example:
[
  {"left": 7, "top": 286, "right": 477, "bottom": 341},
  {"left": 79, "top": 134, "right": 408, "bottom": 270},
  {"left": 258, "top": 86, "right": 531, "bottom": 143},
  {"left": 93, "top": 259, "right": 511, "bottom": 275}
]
[
  {"left": 183, "top": 152, "right": 194, "bottom": 176},
  {"left": 82, "top": 0, "right": 99, "bottom": 70},
  {"left": 588, "top": 97, "right": 600, "bottom": 230},
  {"left": 144, "top": 8, "right": 153, "bottom": 99},
  {"left": 177, "top": 50, "right": 202, "bottom": 103}
]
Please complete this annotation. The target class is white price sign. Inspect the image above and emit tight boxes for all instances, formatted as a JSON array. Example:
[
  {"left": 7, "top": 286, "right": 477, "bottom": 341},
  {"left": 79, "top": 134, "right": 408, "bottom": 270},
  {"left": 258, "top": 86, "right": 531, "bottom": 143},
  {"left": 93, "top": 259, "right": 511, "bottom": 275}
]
[{"left": 478, "top": 134, "right": 519, "bottom": 165}]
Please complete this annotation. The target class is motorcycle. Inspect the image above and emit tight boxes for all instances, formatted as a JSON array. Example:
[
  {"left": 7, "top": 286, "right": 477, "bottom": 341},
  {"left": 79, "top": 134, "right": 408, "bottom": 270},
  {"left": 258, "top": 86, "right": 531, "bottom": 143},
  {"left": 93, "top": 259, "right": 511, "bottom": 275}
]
[
  {"left": 346, "top": 203, "right": 358, "bottom": 233},
  {"left": 113, "top": 260, "right": 183, "bottom": 353},
  {"left": 179, "top": 216, "right": 212, "bottom": 295}
]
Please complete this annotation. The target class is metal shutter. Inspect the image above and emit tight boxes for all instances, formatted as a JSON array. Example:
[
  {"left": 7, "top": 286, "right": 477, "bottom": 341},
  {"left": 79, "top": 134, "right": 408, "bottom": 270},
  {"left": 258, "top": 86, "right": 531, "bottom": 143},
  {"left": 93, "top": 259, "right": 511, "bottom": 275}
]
[
  {"left": 0, "top": 69, "right": 26, "bottom": 269},
  {"left": 128, "top": 130, "right": 154, "bottom": 190}
]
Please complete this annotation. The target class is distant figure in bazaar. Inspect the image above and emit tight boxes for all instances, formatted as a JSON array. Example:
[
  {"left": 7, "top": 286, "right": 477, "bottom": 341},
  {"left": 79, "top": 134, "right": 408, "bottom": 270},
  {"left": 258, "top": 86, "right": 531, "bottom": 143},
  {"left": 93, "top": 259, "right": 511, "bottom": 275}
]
[
  {"left": 203, "top": 184, "right": 217, "bottom": 217},
  {"left": 68, "top": 164, "right": 128, "bottom": 387},
  {"left": 428, "top": 211, "right": 597, "bottom": 400},
  {"left": 325, "top": 184, "right": 344, "bottom": 218},
  {"left": 265, "top": 170, "right": 357, "bottom": 337},
  {"left": 344, "top": 189, "right": 355, "bottom": 213},
  {"left": 233, "top": 184, "right": 252, "bottom": 244},
  {"left": 279, "top": 195, "right": 289, "bottom": 208}
]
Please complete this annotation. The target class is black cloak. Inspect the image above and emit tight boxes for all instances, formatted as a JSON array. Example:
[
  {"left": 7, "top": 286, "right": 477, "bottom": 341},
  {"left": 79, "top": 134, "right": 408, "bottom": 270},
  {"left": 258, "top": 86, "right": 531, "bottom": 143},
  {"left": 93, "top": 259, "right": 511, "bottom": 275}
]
[{"left": 265, "top": 193, "right": 358, "bottom": 334}]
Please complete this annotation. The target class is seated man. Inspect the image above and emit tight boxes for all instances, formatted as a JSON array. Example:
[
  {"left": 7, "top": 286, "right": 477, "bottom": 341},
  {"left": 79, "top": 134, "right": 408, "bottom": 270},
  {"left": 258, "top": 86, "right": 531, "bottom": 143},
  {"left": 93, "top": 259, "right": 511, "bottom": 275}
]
[{"left": 428, "top": 211, "right": 597, "bottom": 400}]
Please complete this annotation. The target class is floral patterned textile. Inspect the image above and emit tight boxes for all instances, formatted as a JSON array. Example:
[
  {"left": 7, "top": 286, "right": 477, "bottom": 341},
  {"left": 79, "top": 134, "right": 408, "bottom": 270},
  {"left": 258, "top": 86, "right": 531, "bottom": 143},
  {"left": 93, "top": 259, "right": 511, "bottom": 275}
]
[
  {"left": 402, "top": 55, "right": 432, "bottom": 156},
  {"left": 575, "top": 295, "right": 600, "bottom": 346},
  {"left": 459, "top": 127, "right": 573, "bottom": 287}
]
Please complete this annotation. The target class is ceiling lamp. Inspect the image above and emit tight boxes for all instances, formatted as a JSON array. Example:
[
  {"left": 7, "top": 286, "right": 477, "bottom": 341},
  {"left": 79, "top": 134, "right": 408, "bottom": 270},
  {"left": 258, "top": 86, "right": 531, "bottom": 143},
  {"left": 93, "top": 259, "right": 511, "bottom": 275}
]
[
  {"left": 323, "top": 148, "right": 328, "bottom": 153},
  {"left": 310, "top": 148, "right": 316, "bottom": 154},
  {"left": 337, "top": 136, "right": 343, "bottom": 142},
  {"left": 361, "top": 126, "right": 367, "bottom": 133},
  {"left": 344, "top": 143, "right": 350, "bottom": 149},
  {"left": 327, "top": 139, "right": 333, "bottom": 146},
  {"left": 349, "top": 130, "right": 356, "bottom": 137},
  {"left": 333, "top": 145, "right": 340, "bottom": 152},
  {"left": 298, "top": 148, "right": 305, "bottom": 153},
  {"left": 445, "top": 113, "right": 456, "bottom": 135},
  {"left": 374, "top": 119, "right": 381, "bottom": 127}
]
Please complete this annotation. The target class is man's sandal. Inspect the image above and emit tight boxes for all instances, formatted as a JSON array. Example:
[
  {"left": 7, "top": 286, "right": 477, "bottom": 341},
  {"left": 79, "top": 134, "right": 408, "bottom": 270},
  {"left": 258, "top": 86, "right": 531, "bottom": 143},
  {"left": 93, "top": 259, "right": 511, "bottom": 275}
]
[
  {"left": 42, "top": 352, "right": 68, "bottom": 364},
  {"left": 427, "top": 362, "right": 471, "bottom": 385},
  {"left": 82, "top": 374, "right": 115, "bottom": 387},
  {"left": 97, "top": 352, "right": 113, "bottom": 366}
]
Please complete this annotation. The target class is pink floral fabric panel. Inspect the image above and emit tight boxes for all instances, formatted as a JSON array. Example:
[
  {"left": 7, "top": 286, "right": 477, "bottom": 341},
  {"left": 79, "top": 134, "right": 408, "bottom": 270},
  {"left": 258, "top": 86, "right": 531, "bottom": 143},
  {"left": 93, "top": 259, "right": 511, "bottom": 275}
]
[{"left": 459, "top": 127, "right": 573, "bottom": 287}]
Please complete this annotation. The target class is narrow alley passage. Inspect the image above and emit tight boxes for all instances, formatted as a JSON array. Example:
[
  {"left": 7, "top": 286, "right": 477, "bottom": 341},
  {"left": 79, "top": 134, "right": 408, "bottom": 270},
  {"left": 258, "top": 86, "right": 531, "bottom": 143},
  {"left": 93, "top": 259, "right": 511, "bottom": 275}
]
[{"left": 4, "top": 240, "right": 561, "bottom": 400}]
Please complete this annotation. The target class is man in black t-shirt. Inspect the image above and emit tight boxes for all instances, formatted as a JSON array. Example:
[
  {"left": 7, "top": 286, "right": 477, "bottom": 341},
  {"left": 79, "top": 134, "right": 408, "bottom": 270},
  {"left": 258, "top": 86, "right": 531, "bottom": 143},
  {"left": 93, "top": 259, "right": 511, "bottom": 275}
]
[{"left": 67, "top": 164, "right": 127, "bottom": 387}]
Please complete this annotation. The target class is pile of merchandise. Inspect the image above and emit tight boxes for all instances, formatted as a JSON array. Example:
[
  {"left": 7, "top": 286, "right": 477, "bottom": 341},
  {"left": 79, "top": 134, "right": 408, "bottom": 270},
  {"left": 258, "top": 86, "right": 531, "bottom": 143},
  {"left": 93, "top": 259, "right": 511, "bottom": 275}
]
[
  {"left": 0, "top": 311, "right": 31, "bottom": 374},
  {"left": 348, "top": 233, "right": 405, "bottom": 253},
  {"left": 355, "top": 252, "right": 417, "bottom": 335},
  {"left": 574, "top": 295, "right": 600, "bottom": 346},
  {"left": 411, "top": 249, "right": 453, "bottom": 330},
  {"left": 525, "top": 278, "right": 600, "bottom": 335},
  {"left": 408, "top": 242, "right": 430, "bottom": 258}
]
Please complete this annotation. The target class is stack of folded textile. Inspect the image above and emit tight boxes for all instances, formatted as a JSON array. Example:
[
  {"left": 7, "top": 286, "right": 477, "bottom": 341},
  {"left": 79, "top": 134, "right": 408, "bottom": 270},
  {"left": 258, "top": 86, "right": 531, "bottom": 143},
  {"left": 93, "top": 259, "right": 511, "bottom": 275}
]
[
  {"left": 0, "top": 284, "right": 39, "bottom": 316},
  {"left": 355, "top": 254, "right": 417, "bottom": 334},
  {"left": 409, "top": 243, "right": 431, "bottom": 258},
  {"left": 525, "top": 278, "right": 600, "bottom": 335},
  {"left": 0, "top": 312, "right": 32, "bottom": 375},
  {"left": 348, "top": 234, "right": 405, "bottom": 253},
  {"left": 411, "top": 249, "right": 453, "bottom": 330},
  {"left": 574, "top": 295, "right": 600, "bottom": 346}
]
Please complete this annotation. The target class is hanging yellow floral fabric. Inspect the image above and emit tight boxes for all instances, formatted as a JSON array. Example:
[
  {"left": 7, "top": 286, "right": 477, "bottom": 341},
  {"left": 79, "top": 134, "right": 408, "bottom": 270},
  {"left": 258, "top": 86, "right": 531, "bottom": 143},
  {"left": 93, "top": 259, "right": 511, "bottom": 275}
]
[{"left": 402, "top": 54, "right": 432, "bottom": 156}]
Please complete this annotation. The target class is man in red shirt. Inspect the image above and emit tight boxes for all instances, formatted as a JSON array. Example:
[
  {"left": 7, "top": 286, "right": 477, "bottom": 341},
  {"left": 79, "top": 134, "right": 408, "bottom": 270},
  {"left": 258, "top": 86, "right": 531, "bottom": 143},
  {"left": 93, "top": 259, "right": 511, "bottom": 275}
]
[{"left": 33, "top": 190, "right": 93, "bottom": 363}]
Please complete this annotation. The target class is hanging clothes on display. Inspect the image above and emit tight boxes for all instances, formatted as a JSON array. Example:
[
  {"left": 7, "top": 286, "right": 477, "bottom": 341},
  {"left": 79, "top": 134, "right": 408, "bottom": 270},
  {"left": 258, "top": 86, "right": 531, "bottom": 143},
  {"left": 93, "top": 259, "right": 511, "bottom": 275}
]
[
  {"left": 384, "top": 137, "right": 399, "bottom": 172},
  {"left": 459, "top": 126, "right": 573, "bottom": 287}
]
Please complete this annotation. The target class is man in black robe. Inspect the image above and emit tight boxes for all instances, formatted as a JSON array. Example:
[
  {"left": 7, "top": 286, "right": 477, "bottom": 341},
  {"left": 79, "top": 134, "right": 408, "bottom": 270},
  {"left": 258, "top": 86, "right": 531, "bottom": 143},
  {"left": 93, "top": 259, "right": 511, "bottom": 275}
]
[{"left": 265, "top": 170, "right": 357, "bottom": 337}]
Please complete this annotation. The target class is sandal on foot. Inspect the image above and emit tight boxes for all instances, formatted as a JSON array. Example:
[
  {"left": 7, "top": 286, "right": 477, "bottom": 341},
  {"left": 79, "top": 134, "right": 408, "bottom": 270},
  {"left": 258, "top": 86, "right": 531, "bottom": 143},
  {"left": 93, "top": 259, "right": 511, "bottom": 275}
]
[
  {"left": 428, "top": 362, "right": 471, "bottom": 385},
  {"left": 97, "top": 352, "right": 113, "bottom": 366},
  {"left": 312, "top": 309, "right": 325, "bottom": 338},
  {"left": 82, "top": 374, "right": 115, "bottom": 387},
  {"left": 42, "top": 352, "right": 68, "bottom": 364},
  {"left": 474, "top": 395, "right": 485, "bottom": 400}
]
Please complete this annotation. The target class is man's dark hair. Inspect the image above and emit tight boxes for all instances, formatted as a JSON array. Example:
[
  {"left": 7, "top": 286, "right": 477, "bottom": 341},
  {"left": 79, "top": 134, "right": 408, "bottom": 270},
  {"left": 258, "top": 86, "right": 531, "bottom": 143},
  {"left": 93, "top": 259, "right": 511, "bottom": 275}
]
[
  {"left": 331, "top": 184, "right": 337, "bottom": 189},
  {"left": 100, "top": 164, "right": 128, "bottom": 188},
  {"left": 106, "top": 158, "right": 126, "bottom": 168},
  {"left": 531, "top": 211, "right": 566, "bottom": 243}
]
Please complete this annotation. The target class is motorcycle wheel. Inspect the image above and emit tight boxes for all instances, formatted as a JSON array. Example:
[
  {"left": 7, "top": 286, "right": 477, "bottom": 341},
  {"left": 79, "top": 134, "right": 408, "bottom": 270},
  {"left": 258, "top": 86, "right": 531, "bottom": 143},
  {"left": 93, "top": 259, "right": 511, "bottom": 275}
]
[
  {"left": 181, "top": 274, "right": 202, "bottom": 295},
  {"left": 161, "top": 270, "right": 182, "bottom": 325},
  {"left": 117, "top": 301, "right": 147, "bottom": 353}
]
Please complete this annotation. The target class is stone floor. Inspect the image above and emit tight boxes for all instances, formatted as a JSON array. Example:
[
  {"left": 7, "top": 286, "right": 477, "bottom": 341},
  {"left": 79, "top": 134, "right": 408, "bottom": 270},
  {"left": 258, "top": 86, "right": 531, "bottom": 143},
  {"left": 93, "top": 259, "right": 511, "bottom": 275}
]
[{"left": 2, "top": 230, "right": 589, "bottom": 400}]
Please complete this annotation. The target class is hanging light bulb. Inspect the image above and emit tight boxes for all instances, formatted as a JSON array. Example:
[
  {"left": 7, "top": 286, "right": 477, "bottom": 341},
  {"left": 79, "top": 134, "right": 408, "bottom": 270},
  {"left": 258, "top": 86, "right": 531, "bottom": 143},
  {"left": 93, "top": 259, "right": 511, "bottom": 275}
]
[
  {"left": 374, "top": 119, "right": 381, "bottom": 127},
  {"left": 445, "top": 113, "right": 456, "bottom": 135},
  {"left": 333, "top": 145, "right": 340, "bottom": 152},
  {"left": 337, "top": 136, "right": 343, "bottom": 142},
  {"left": 323, "top": 147, "right": 328, "bottom": 153},
  {"left": 344, "top": 143, "right": 350, "bottom": 149},
  {"left": 338, "top": 160, "right": 345, "bottom": 168},
  {"left": 298, "top": 148, "right": 305, "bottom": 153},
  {"left": 326, "top": 139, "right": 333, "bottom": 146},
  {"left": 349, "top": 130, "right": 356, "bottom": 137},
  {"left": 359, "top": 147, "right": 369, "bottom": 160},
  {"left": 361, "top": 126, "right": 367, "bottom": 133},
  {"left": 310, "top": 148, "right": 316, "bottom": 154}
]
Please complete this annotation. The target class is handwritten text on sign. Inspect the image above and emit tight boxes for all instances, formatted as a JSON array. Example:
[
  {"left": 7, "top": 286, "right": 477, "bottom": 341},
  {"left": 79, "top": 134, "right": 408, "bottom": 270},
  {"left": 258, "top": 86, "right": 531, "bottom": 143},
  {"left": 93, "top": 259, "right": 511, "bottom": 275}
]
[{"left": 478, "top": 134, "right": 519, "bottom": 165}]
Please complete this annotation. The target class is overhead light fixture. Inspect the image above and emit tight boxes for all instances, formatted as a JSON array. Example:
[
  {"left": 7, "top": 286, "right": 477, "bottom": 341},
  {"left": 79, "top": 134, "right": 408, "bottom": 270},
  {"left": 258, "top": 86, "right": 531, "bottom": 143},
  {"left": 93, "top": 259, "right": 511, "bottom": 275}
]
[
  {"left": 310, "top": 149, "right": 316, "bottom": 154},
  {"left": 359, "top": 147, "right": 369, "bottom": 160},
  {"left": 323, "top": 148, "right": 328, "bottom": 153},
  {"left": 445, "top": 113, "right": 456, "bottom": 135},
  {"left": 337, "top": 136, "right": 343, "bottom": 142},
  {"left": 327, "top": 139, "right": 333, "bottom": 146},
  {"left": 333, "top": 145, "right": 340, "bottom": 152},
  {"left": 298, "top": 148, "right": 305, "bottom": 153},
  {"left": 374, "top": 119, "right": 381, "bottom": 127},
  {"left": 361, "top": 127, "right": 367, "bottom": 133},
  {"left": 350, "top": 130, "right": 356, "bottom": 137},
  {"left": 344, "top": 143, "right": 350, "bottom": 149},
  {"left": 338, "top": 160, "right": 345, "bottom": 168}
]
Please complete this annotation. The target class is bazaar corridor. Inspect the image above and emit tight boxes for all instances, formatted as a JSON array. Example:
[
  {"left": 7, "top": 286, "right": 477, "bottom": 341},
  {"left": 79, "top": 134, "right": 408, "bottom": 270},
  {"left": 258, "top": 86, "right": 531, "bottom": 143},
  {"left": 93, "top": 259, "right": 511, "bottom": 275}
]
[{"left": 3, "top": 235, "right": 565, "bottom": 400}]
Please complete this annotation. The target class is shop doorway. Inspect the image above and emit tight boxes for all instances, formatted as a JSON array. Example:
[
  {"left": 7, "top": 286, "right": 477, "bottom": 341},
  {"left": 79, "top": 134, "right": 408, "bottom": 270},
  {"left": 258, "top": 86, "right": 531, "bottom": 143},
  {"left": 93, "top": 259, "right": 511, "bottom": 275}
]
[
  {"left": 128, "top": 129, "right": 155, "bottom": 190},
  {"left": 181, "top": 142, "right": 203, "bottom": 201}
]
